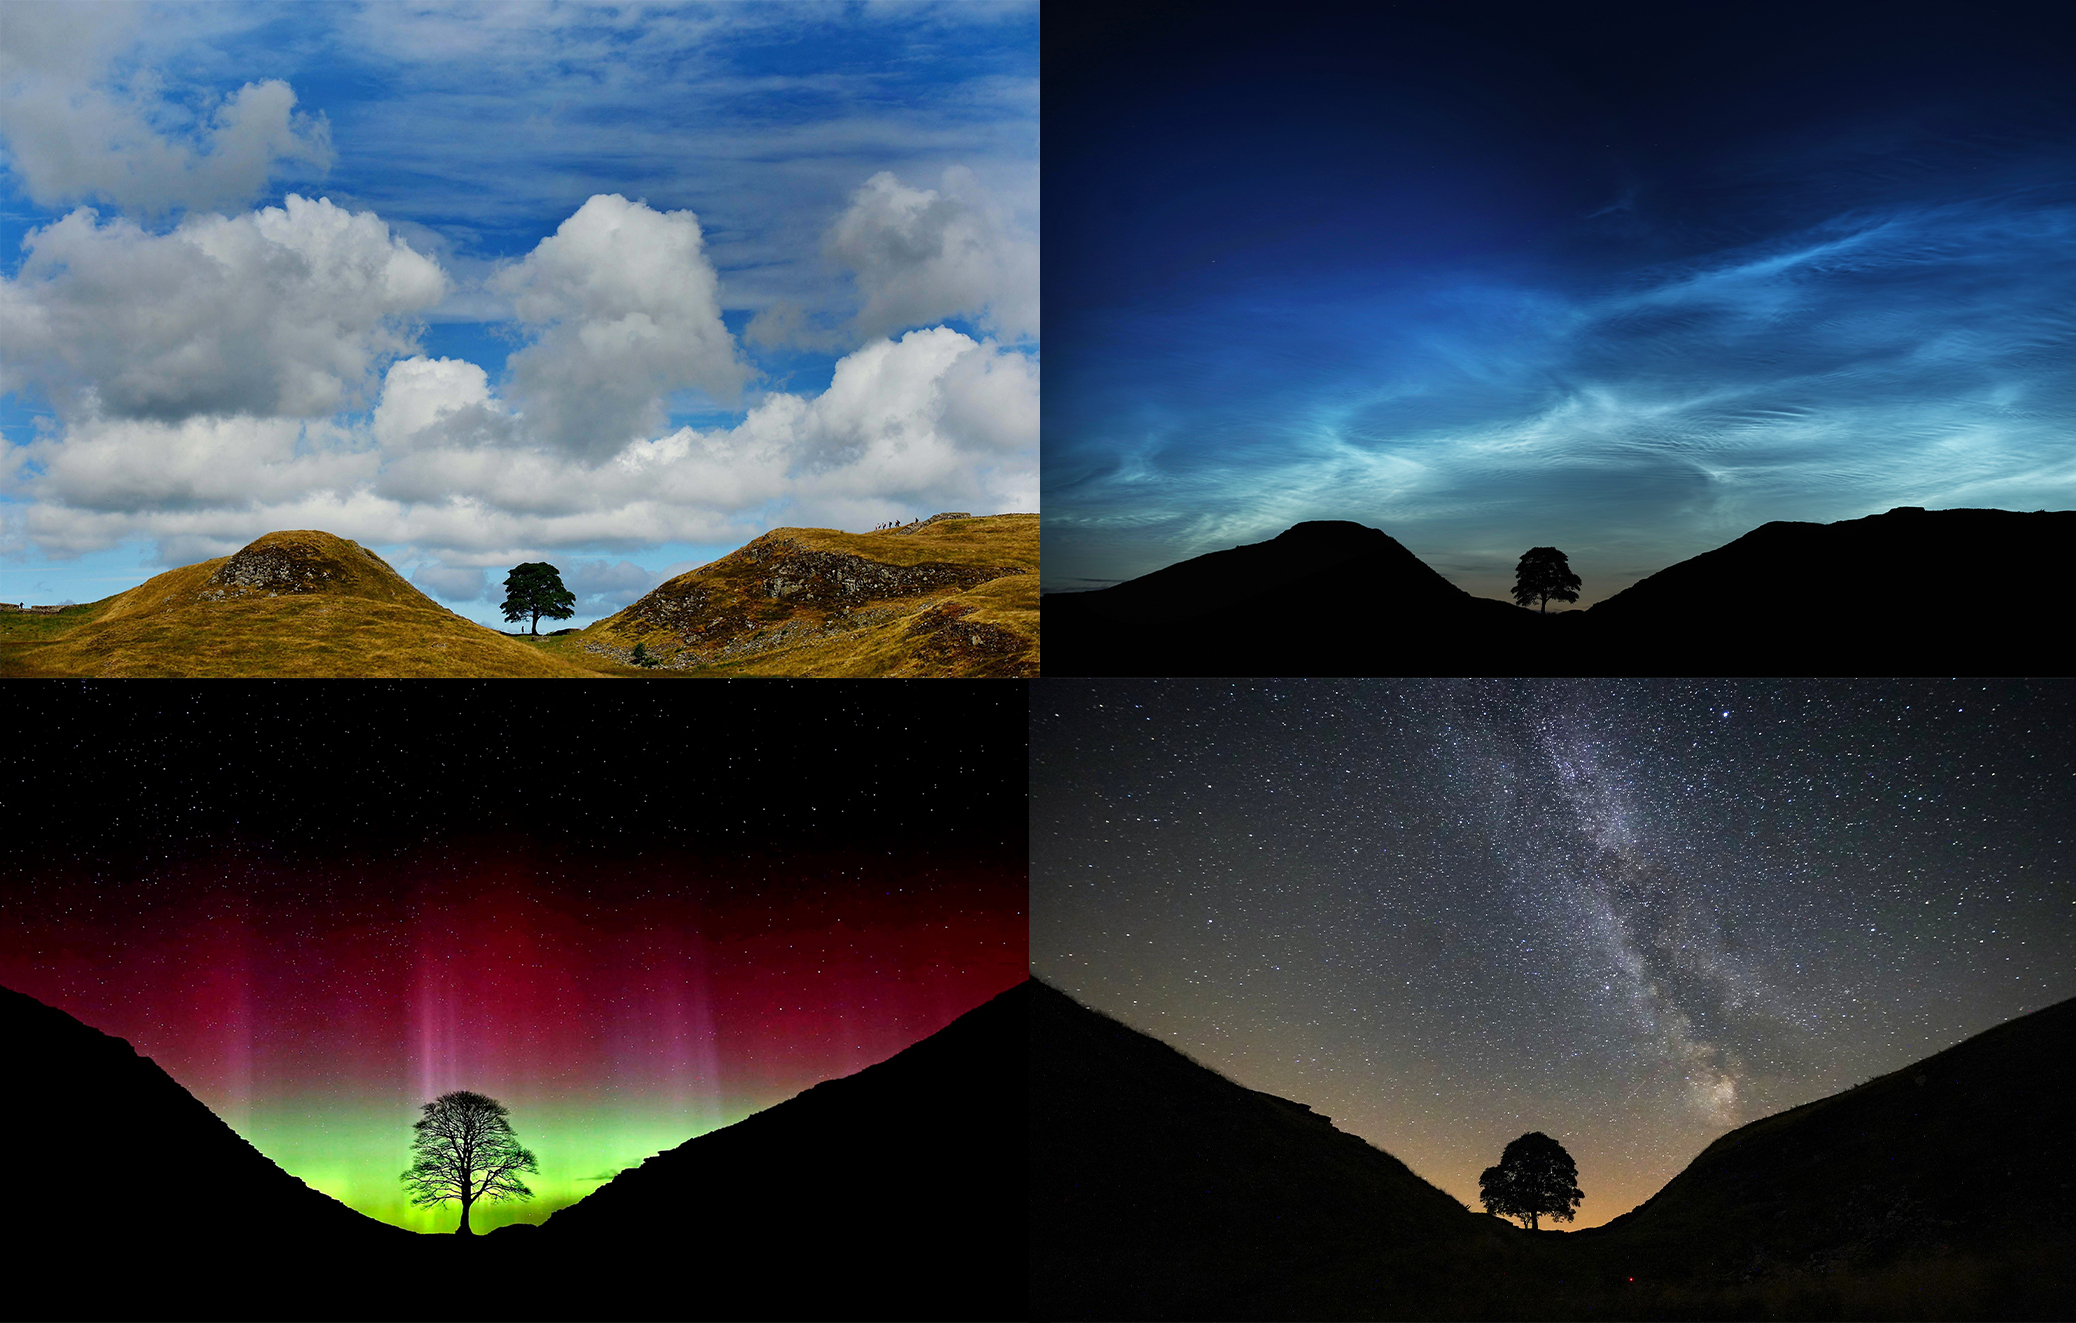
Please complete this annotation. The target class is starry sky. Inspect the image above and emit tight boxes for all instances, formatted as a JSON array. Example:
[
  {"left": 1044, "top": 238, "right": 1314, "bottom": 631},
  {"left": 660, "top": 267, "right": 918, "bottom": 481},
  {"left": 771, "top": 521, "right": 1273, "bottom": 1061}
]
[
  {"left": 1043, "top": 0, "right": 2076, "bottom": 604},
  {"left": 1031, "top": 679, "right": 2076, "bottom": 1229},
  {"left": 1, "top": 1, "right": 1036, "bottom": 627},
  {"left": 0, "top": 683, "right": 1027, "bottom": 1234}
]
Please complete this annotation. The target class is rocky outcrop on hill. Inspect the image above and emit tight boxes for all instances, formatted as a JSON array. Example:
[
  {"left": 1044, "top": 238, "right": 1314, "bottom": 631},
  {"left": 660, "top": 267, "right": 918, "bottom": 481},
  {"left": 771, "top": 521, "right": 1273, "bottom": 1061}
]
[
  {"left": 599, "top": 515, "right": 1035, "bottom": 674},
  {"left": 200, "top": 535, "right": 388, "bottom": 599},
  {"left": 745, "top": 540, "right": 1013, "bottom": 606},
  {"left": 901, "top": 600, "right": 1033, "bottom": 675}
]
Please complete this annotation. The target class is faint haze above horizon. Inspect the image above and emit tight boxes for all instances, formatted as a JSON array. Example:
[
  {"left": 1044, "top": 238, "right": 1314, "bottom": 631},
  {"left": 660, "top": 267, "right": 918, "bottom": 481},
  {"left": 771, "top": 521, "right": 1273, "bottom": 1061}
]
[
  {"left": 1032, "top": 679, "right": 2076, "bottom": 1228},
  {"left": 1042, "top": 0, "right": 2076, "bottom": 605}
]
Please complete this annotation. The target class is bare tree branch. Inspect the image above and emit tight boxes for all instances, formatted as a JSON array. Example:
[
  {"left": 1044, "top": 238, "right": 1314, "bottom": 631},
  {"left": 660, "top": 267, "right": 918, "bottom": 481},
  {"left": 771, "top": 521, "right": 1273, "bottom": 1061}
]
[{"left": 400, "top": 1090, "right": 540, "bottom": 1233}]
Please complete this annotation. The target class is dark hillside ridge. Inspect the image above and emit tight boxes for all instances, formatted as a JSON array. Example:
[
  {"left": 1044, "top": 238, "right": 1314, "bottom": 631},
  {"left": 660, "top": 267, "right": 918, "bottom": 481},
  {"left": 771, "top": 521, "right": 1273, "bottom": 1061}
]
[
  {"left": 1579, "top": 994, "right": 2076, "bottom": 1283},
  {"left": 4, "top": 985, "right": 410, "bottom": 1320},
  {"left": 1031, "top": 982, "right": 2076, "bottom": 1321},
  {"left": 1044, "top": 506, "right": 2075, "bottom": 675},
  {"left": 1587, "top": 506, "right": 2071, "bottom": 671},
  {"left": 539, "top": 979, "right": 1028, "bottom": 1320},
  {"left": 1068, "top": 520, "right": 1472, "bottom": 624},
  {"left": 1029, "top": 978, "right": 1500, "bottom": 1321},
  {"left": 1043, "top": 519, "right": 1530, "bottom": 675},
  {"left": 6, "top": 981, "right": 1026, "bottom": 1321}
]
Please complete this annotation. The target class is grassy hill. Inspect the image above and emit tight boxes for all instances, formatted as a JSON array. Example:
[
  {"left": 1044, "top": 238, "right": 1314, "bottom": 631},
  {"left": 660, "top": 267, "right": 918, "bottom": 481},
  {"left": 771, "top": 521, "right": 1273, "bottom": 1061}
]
[
  {"left": 572, "top": 512, "right": 1038, "bottom": 677},
  {"left": 2, "top": 516, "right": 1038, "bottom": 678},
  {"left": 1, "top": 531, "right": 600, "bottom": 678}
]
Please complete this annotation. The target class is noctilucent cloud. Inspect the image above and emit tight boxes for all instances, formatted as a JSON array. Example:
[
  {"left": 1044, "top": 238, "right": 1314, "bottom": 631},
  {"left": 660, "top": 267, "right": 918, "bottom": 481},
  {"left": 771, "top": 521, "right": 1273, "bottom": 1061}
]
[
  {"left": 1, "top": 685, "right": 1029, "bottom": 1234},
  {"left": 1, "top": 1, "right": 1037, "bottom": 627},
  {"left": 1043, "top": 2, "right": 2076, "bottom": 604},
  {"left": 1032, "top": 679, "right": 2076, "bottom": 1229}
]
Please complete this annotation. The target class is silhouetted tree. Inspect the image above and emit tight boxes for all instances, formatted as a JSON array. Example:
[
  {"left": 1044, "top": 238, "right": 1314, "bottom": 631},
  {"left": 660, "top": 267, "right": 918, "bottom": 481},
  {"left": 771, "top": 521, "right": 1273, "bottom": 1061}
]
[
  {"left": 402, "top": 1090, "right": 539, "bottom": 1234},
  {"left": 501, "top": 563, "right": 576, "bottom": 636},
  {"left": 1478, "top": 1131, "right": 1583, "bottom": 1231},
  {"left": 1512, "top": 547, "right": 1581, "bottom": 613}
]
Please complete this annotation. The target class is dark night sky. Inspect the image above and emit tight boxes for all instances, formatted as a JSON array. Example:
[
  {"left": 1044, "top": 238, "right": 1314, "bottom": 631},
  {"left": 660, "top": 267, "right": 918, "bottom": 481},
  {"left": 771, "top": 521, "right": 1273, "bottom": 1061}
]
[
  {"left": 1043, "top": 1, "right": 2076, "bottom": 603},
  {"left": 1031, "top": 679, "right": 2076, "bottom": 1228},
  {"left": 1, "top": 683, "right": 1027, "bottom": 1232}
]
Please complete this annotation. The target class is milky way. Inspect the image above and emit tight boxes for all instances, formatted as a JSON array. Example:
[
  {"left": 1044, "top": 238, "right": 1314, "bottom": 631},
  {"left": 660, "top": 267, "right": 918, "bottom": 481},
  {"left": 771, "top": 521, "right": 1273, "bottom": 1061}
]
[{"left": 1031, "top": 678, "right": 2076, "bottom": 1226}]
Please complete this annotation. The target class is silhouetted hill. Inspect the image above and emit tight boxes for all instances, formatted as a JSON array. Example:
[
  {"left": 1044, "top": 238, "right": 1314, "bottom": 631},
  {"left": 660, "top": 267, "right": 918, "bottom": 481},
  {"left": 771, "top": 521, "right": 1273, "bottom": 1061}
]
[
  {"left": 534, "top": 979, "right": 1028, "bottom": 1320},
  {"left": 1576, "top": 995, "right": 2076, "bottom": 1288},
  {"left": 1043, "top": 520, "right": 1534, "bottom": 675},
  {"left": 1586, "top": 506, "right": 2072, "bottom": 671},
  {"left": 1044, "top": 507, "right": 2076, "bottom": 675},
  {"left": 1029, "top": 978, "right": 1505, "bottom": 1320},
  {"left": 1030, "top": 983, "right": 2076, "bottom": 1321},
  {"left": 3, "top": 985, "right": 412, "bottom": 1320}
]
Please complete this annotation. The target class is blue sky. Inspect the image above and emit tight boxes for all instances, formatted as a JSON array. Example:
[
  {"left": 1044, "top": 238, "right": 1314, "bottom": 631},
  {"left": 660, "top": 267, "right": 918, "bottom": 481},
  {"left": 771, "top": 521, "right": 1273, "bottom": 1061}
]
[
  {"left": 1043, "top": 1, "right": 2076, "bottom": 604},
  {"left": 1, "top": 0, "right": 1036, "bottom": 625}
]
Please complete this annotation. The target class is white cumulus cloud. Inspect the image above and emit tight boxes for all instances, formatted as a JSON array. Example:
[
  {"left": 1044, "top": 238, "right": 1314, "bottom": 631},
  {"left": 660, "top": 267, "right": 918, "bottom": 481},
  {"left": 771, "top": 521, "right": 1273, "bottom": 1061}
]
[
  {"left": 1, "top": 194, "right": 447, "bottom": 422},
  {"left": 5, "top": 327, "right": 1036, "bottom": 564},
  {"left": 494, "top": 193, "right": 748, "bottom": 461},
  {"left": 0, "top": 4, "right": 332, "bottom": 215},
  {"left": 824, "top": 166, "right": 1039, "bottom": 344}
]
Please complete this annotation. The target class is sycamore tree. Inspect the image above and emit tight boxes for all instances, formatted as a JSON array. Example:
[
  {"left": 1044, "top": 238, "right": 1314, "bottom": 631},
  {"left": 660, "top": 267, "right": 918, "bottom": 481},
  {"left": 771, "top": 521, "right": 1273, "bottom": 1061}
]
[
  {"left": 1511, "top": 547, "right": 1582, "bottom": 614},
  {"left": 1478, "top": 1131, "right": 1584, "bottom": 1231},
  {"left": 401, "top": 1090, "right": 539, "bottom": 1234},
  {"left": 501, "top": 562, "right": 576, "bottom": 636}
]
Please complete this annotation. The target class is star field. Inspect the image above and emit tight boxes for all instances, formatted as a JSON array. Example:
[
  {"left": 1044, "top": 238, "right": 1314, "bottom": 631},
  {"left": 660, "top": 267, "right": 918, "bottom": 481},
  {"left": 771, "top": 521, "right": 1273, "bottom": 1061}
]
[
  {"left": 2, "top": 683, "right": 1028, "bottom": 1233},
  {"left": 1031, "top": 679, "right": 2076, "bottom": 1228}
]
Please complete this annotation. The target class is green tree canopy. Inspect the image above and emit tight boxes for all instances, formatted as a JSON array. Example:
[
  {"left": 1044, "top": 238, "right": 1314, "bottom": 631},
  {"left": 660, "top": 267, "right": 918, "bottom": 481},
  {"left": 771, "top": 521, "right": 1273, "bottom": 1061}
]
[
  {"left": 501, "top": 562, "right": 576, "bottom": 636},
  {"left": 401, "top": 1090, "right": 539, "bottom": 1235},
  {"left": 1478, "top": 1131, "right": 1584, "bottom": 1231},
  {"left": 1511, "top": 547, "right": 1582, "bottom": 614}
]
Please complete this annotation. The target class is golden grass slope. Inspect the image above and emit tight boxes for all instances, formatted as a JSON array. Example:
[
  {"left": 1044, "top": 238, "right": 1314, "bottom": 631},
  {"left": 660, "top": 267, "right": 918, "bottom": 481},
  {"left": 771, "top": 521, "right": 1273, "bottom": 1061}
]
[
  {"left": 578, "top": 513, "right": 1039, "bottom": 677},
  {"left": 1, "top": 531, "right": 599, "bottom": 678}
]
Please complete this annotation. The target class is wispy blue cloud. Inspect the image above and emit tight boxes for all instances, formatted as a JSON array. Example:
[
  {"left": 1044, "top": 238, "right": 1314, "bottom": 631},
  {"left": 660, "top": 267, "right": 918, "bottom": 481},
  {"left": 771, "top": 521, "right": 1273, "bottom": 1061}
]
[
  {"left": 1048, "top": 192, "right": 2076, "bottom": 599},
  {"left": 1044, "top": 4, "right": 2076, "bottom": 602}
]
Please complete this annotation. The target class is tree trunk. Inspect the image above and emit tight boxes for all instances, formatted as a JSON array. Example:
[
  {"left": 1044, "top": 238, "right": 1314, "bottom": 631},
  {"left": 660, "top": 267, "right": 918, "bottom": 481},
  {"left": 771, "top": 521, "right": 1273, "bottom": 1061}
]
[{"left": 457, "top": 1196, "right": 474, "bottom": 1234}]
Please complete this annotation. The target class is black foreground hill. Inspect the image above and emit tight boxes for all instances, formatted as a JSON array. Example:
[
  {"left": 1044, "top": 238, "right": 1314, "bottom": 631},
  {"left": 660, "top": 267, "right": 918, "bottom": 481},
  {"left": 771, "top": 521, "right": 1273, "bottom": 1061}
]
[
  {"left": 1044, "top": 519, "right": 1528, "bottom": 676},
  {"left": 1568, "top": 993, "right": 2076, "bottom": 1303},
  {"left": 1029, "top": 978, "right": 1508, "bottom": 1320},
  {"left": 4, "top": 985, "right": 412, "bottom": 1320},
  {"left": 1044, "top": 506, "right": 2074, "bottom": 675},
  {"left": 528, "top": 978, "right": 1027, "bottom": 1320},
  {"left": 1032, "top": 978, "right": 2076, "bottom": 1321},
  {"left": 6, "top": 981, "right": 1027, "bottom": 1321}
]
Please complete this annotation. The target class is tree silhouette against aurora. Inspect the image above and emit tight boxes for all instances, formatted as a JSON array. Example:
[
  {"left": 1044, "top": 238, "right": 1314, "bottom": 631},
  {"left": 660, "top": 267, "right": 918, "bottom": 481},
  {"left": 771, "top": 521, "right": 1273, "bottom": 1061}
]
[{"left": 401, "top": 1090, "right": 539, "bottom": 1234}]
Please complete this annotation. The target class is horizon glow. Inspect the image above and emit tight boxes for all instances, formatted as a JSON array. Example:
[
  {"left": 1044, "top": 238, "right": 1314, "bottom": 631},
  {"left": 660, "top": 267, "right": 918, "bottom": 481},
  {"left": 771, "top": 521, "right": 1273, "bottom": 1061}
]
[{"left": 5, "top": 847, "right": 1023, "bottom": 1234}]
